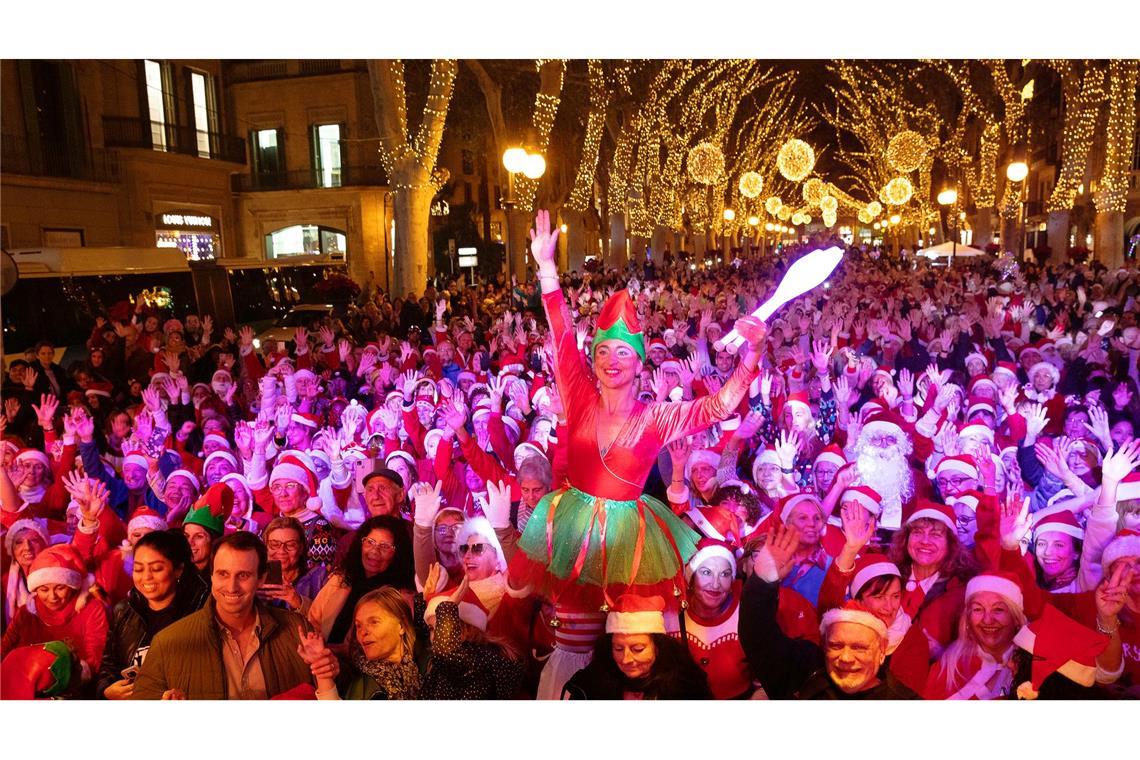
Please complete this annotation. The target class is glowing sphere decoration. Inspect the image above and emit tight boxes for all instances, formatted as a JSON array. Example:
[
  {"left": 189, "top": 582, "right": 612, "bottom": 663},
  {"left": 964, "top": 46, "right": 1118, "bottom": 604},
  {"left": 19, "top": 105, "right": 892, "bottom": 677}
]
[
  {"left": 802, "top": 177, "right": 825, "bottom": 205},
  {"left": 791, "top": 212, "right": 805, "bottom": 225},
  {"left": 857, "top": 208, "right": 872, "bottom": 224},
  {"left": 778, "top": 207, "right": 792, "bottom": 221},
  {"left": 886, "top": 130, "right": 927, "bottom": 173},
  {"left": 802, "top": 214, "right": 813, "bottom": 225},
  {"left": 819, "top": 195, "right": 838, "bottom": 214},
  {"left": 882, "top": 176, "right": 914, "bottom": 206},
  {"left": 776, "top": 138, "right": 816, "bottom": 182},
  {"left": 738, "top": 171, "right": 764, "bottom": 199},
  {"left": 866, "top": 201, "right": 882, "bottom": 217},
  {"left": 687, "top": 141, "right": 726, "bottom": 185},
  {"left": 822, "top": 210, "right": 837, "bottom": 227},
  {"left": 765, "top": 196, "right": 783, "bottom": 215}
]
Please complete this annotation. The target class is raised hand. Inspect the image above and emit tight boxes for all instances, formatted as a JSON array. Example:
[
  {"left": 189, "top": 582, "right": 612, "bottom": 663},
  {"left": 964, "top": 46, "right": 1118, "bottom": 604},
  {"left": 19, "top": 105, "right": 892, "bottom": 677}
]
[
  {"left": 999, "top": 483, "right": 1031, "bottom": 549},
  {"left": 4, "top": 397, "right": 20, "bottom": 422},
  {"left": 233, "top": 420, "right": 253, "bottom": 454},
  {"left": 293, "top": 327, "right": 309, "bottom": 351},
  {"left": 411, "top": 481, "right": 444, "bottom": 527},
  {"left": 162, "top": 351, "right": 181, "bottom": 374},
  {"left": 811, "top": 338, "right": 833, "bottom": 375},
  {"left": 441, "top": 397, "right": 467, "bottom": 433},
  {"left": 141, "top": 387, "right": 162, "bottom": 413},
  {"left": 775, "top": 430, "right": 801, "bottom": 470},
  {"left": 668, "top": 437, "right": 692, "bottom": 479},
  {"left": 377, "top": 407, "right": 400, "bottom": 436},
  {"left": 734, "top": 316, "right": 768, "bottom": 352},
  {"left": 1023, "top": 403, "right": 1050, "bottom": 444},
  {"left": 487, "top": 376, "right": 505, "bottom": 411},
  {"left": 484, "top": 479, "right": 512, "bottom": 529},
  {"left": 23, "top": 367, "right": 39, "bottom": 391},
  {"left": 1084, "top": 405, "right": 1113, "bottom": 451},
  {"left": 338, "top": 339, "right": 352, "bottom": 364},
  {"left": 760, "top": 370, "right": 773, "bottom": 403},
  {"left": 840, "top": 502, "right": 876, "bottom": 552},
  {"left": 239, "top": 325, "right": 255, "bottom": 350},
  {"left": 133, "top": 410, "right": 155, "bottom": 443},
  {"left": 252, "top": 420, "right": 275, "bottom": 451},
  {"left": 528, "top": 209, "right": 560, "bottom": 273},
  {"left": 295, "top": 625, "right": 328, "bottom": 666},
  {"left": 1101, "top": 439, "right": 1140, "bottom": 486},
  {"left": 1095, "top": 561, "right": 1133, "bottom": 623},
  {"left": 318, "top": 325, "right": 335, "bottom": 348},
  {"left": 897, "top": 368, "right": 915, "bottom": 400},
  {"left": 765, "top": 523, "right": 801, "bottom": 580},
  {"left": 879, "top": 383, "right": 899, "bottom": 409},
  {"left": 32, "top": 394, "right": 59, "bottom": 430}
]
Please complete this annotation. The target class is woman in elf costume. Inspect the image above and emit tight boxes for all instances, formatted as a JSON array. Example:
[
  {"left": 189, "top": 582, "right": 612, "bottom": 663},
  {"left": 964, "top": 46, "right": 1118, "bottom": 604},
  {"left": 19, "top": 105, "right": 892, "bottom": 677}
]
[{"left": 512, "top": 210, "right": 769, "bottom": 697}]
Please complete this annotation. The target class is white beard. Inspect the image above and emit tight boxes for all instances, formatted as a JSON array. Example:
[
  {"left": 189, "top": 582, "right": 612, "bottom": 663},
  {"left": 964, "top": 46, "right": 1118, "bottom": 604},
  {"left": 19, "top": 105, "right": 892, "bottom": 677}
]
[{"left": 854, "top": 446, "right": 914, "bottom": 530}]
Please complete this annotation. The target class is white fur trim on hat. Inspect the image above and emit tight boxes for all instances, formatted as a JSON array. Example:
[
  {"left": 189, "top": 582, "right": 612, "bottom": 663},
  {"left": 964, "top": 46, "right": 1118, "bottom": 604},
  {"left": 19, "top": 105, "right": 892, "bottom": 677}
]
[
  {"left": 605, "top": 610, "right": 666, "bottom": 635},
  {"left": 780, "top": 493, "right": 824, "bottom": 523},
  {"left": 820, "top": 607, "right": 888, "bottom": 641},
  {"left": 1028, "top": 361, "right": 1060, "bottom": 384},
  {"left": 850, "top": 561, "right": 900, "bottom": 599},
  {"left": 204, "top": 450, "right": 238, "bottom": 471},
  {"left": 456, "top": 516, "right": 506, "bottom": 573},
  {"left": 935, "top": 457, "right": 979, "bottom": 480},
  {"left": 685, "top": 544, "right": 737, "bottom": 583},
  {"left": 1101, "top": 533, "right": 1140, "bottom": 571},
  {"left": 26, "top": 565, "right": 83, "bottom": 592},
  {"left": 685, "top": 449, "right": 720, "bottom": 481},
  {"left": 862, "top": 417, "right": 903, "bottom": 440},
  {"left": 128, "top": 513, "right": 168, "bottom": 534},
  {"left": 4, "top": 518, "right": 49, "bottom": 555},
  {"left": 814, "top": 448, "right": 846, "bottom": 470},
  {"left": 908, "top": 505, "right": 956, "bottom": 532},
  {"left": 167, "top": 469, "right": 201, "bottom": 492},
  {"left": 841, "top": 488, "right": 882, "bottom": 516},
  {"left": 959, "top": 424, "right": 994, "bottom": 442},
  {"left": 15, "top": 449, "right": 51, "bottom": 469},
  {"left": 966, "top": 574, "right": 1024, "bottom": 613},
  {"left": 122, "top": 453, "right": 148, "bottom": 472}
]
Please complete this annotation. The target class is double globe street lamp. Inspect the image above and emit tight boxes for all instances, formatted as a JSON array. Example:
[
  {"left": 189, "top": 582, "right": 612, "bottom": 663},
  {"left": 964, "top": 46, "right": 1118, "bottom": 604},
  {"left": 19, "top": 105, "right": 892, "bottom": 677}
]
[{"left": 502, "top": 147, "right": 546, "bottom": 281}]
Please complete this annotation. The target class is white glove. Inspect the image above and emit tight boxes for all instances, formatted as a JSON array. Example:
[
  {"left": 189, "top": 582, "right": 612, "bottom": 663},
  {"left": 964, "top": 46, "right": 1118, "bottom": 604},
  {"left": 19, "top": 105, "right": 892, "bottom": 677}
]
[
  {"left": 411, "top": 480, "right": 443, "bottom": 527},
  {"left": 484, "top": 479, "right": 512, "bottom": 530}
]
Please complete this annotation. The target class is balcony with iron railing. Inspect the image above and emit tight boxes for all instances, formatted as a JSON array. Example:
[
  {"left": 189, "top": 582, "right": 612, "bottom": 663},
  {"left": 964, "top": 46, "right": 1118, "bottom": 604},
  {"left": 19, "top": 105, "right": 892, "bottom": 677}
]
[
  {"left": 2, "top": 132, "right": 120, "bottom": 182},
  {"left": 102, "top": 116, "right": 246, "bottom": 164},
  {"left": 225, "top": 59, "right": 363, "bottom": 84},
  {"left": 231, "top": 164, "right": 388, "bottom": 192}
]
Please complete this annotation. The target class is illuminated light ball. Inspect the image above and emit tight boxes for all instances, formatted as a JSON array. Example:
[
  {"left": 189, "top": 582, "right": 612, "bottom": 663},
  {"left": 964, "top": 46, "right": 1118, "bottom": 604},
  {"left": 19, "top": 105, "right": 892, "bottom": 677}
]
[
  {"left": 791, "top": 212, "right": 805, "bottom": 225},
  {"left": 857, "top": 208, "right": 872, "bottom": 224},
  {"left": 867, "top": 201, "right": 882, "bottom": 217},
  {"left": 802, "top": 214, "right": 813, "bottom": 225},
  {"left": 765, "top": 196, "right": 783, "bottom": 215},
  {"left": 687, "top": 141, "right": 726, "bottom": 185},
  {"left": 823, "top": 210, "right": 837, "bottom": 227},
  {"left": 778, "top": 207, "right": 792, "bottom": 221},
  {"left": 738, "top": 171, "right": 764, "bottom": 199},
  {"left": 819, "top": 195, "right": 838, "bottom": 214},
  {"left": 776, "top": 138, "right": 816, "bottom": 182},
  {"left": 883, "top": 176, "right": 914, "bottom": 206},
  {"left": 802, "top": 177, "right": 825, "bottom": 205},
  {"left": 886, "top": 130, "right": 927, "bottom": 173}
]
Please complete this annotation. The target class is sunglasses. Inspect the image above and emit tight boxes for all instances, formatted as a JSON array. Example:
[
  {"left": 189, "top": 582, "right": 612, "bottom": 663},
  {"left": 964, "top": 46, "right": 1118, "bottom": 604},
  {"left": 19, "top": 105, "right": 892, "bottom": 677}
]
[{"left": 458, "top": 543, "right": 489, "bottom": 556}]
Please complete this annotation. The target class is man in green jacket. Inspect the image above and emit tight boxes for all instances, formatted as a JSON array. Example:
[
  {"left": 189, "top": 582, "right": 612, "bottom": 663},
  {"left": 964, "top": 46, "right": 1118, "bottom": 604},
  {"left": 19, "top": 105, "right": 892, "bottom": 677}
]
[{"left": 132, "top": 531, "right": 337, "bottom": 699}]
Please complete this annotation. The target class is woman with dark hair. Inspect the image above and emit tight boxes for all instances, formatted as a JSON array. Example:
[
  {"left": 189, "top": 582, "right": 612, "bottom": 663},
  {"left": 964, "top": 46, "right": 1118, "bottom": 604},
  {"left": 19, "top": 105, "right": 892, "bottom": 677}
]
[
  {"left": 887, "top": 501, "right": 977, "bottom": 623},
  {"left": 308, "top": 515, "right": 414, "bottom": 647},
  {"left": 257, "top": 516, "right": 327, "bottom": 616},
  {"left": 562, "top": 594, "right": 711, "bottom": 700},
  {"left": 96, "top": 530, "right": 209, "bottom": 699}
]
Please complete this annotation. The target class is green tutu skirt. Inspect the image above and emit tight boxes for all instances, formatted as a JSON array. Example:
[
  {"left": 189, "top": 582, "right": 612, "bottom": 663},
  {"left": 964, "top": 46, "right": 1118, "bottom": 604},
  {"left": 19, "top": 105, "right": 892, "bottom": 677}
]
[{"left": 511, "top": 486, "right": 700, "bottom": 606}]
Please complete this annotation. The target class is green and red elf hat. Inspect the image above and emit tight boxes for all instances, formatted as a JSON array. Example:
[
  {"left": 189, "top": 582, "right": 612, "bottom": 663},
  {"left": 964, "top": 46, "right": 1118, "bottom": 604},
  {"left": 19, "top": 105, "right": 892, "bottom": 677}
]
[
  {"left": 1, "top": 641, "right": 75, "bottom": 699},
  {"left": 592, "top": 290, "right": 645, "bottom": 361}
]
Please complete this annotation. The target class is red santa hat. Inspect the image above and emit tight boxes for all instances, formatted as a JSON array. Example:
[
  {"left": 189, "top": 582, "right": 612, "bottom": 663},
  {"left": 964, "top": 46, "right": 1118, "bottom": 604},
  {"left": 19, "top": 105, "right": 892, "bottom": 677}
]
[
  {"left": 126, "top": 506, "right": 168, "bottom": 535},
  {"left": 26, "top": 545, "right": 91, "bottom": 610},
  {"left": 906, "top": 499, "right": 957, "bottom": 532},
  {"left": 1114, "top": 472, "right": 1140, "bottom": 502},
  {"left": 687, "top": 506, "right": 743, "bottom": 547},
  {"left": 849, "top": 554, "right": 901, "bottom": 598},
  {"left": 1013, "top": 604, "right": 1108, "bottom": 692},
  {"left": 684, "top": 448, "right": 721, "bottom": 481},
  {"left": 289, "top": 412, "right": 321, "bottom": 430},
  {"left": 784, "top": 390, "right": 811, "bottom": 416},
  {"left": 501, "top": 415, "right": 521, "bottom": 442},
  {"left": 269, "top": 453, "right": 322, "bottom": 510},
  {"left": 385, "top": 449, "right": 417, "bottom": 472},
  {"left": 513, "top": 441, "right": 549, "bottom": 469},
  {"left": 685, "top": 537, "right": 738, "bottom": 582},
  {"left": 813, "top": 444, "right": 846, "bottom": 470},
  {"left": 1101, "top": 529, "right": 1140, "bottom": 570},
  {"left": 935, "top": 454, "right": 979, "bottom": 481},
  {"left": 121, "top": 450, "right": 149, "bottom": 473},
  {"left": 841, "top": 485, "right": 883, "bottom": 517},
  {"left": 950, "top": 493, "right": 980, "bottom": 514},
  {"left": 499, "top": 352, "right": 526, "bottom": 375},
  {"left": 202, "top": 432, "right": 232, "bottom": 451},
  {"left": 166, "top": 469, "right": 202, "bottom": 493},
  {"left": 861, "top": 410, "right": 907, "bottom": 442},
  {"left": 1028, "top": 361, "right": 1060, "bottom": 385},
  {"left": 204, "top": 450, "right": 238, "bottom": 472},
  {"left": 964, "top": 351, "right": 989, "bottom": 371},
  {"left": 820, "top": 600, "right": 888, "bottom": 641},
  {"left": 779, "top": 492, "right": 825, "bottom": 523},
  {"left": 1031, "top": 509, "right": 1085, "bottom": 542},
  {"left": 965, "top": 571, "right": 1024, "bottom": 613},
  {"left": 15, "top": 448, "right": 52, "bottom": 470},
  {"left": 648, "top": 337, "right": 668, "bottom": 354},
  {"left": 424, "top": 588, "right": 491, "bottom": 632},
  {"left": 84, "top": 381, "right": 113, "bottom": 399},
  {"left": 873, "top": 365, "right": 894, "bottom": 382},
  {"left": 993, "top": 362, "right": 1019, "bottom": 383},
  {"left": 4, "top": 518, "right": 50, "bottom": 556},
  {"left": 605, "top": 594, "right": 667, "bottom": 635},
  {"left": 958, "top": 422, "right": 995, "bottom": 443}
]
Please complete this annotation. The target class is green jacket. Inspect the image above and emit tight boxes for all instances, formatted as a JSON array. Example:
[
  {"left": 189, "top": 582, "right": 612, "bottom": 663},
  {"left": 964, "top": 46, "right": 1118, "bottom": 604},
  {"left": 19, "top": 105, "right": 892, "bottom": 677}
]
[{"left": 131, "top": 599, "right": 315, "bottom": 700}]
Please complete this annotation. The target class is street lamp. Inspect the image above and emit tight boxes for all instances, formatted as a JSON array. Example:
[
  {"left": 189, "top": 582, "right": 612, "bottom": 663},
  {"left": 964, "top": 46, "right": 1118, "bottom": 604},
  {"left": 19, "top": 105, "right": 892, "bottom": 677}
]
[
  {"left": 1006, "top": 159, "right": 1029, "bottom": 260},
  {"left": 1005, "top": 161, "right": 1029, "bottom": 183},
  {"left": 502, "top": 146, "right": 546, "bottom": 281},
  {"left": 938, "top": 187, "right": 959, "bottom": 265}
]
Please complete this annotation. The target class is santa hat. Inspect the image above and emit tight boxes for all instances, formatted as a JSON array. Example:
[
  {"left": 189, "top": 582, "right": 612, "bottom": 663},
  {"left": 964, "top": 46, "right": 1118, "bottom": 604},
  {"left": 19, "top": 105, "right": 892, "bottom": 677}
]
[
  {"left": 958, "top": 423, "right": 994, "bottom": 443},
  {"left": 1101, "top": 529, "right": 1140, "bottom": 571},
  {"left": 0, "top": 641, "right": 76, "bottom": 699},
  {"left": 204, "top": 450, "right": 238, "bottom": 474},
  {"left": 861, "top": 410, "right": 907, "bottom": 442},
  {"left": 117, "top": 451, "right": 148, "bottom": 474},
  {"left": 499, "top": 353, "right": 526, "bottom": 375},
  {"left": 202, "top": 432, "right": 232, "bottom": 451},
  {"left": 687, "top": 506, "right": 743, "bottom": 547},
  {"left": 935, "top": 455, "right": 979, "bottom": 481},
  {"left": 84, "top": 381, "right": 113, "bottom": 399},
  {"left": 423, "top": 428, "right": 447, "bottom": 457},
  {"left": 685, "top": 538, "right": 738, "bottom": 583},
  {"left": 293, "top": 368, "right": 318, "bottom": 385},
  {"left": 424, "top": 588, "right": 491, "bottom": 632},
  {"left": 513, "top": 441, "right": 549, "bottom": 469},
  {"left": 965, "top": 351, "right": 989, "bottom": 371},
  {"left": 1114, "top": 472, "right": 1140, "bottom": 502},
  {"left": 385, "top": 450, "right": 417, "bottom": 472},
  {"left": 906, "top": 499, "right": 957, "bottom": 532},
  {"left": 1013, "top": 604, "right": 1108, "bottom": 692},
  {"left": 841, "top": 485, "right": 883, "bottom": 517},
  {"left": 1028, "top": 361, "right": 1060, "bottom": 385},
  {"left": 289, "top": 412, "right": 321, "bottom": 430},
  {"left": 685, "top": 449, "right": 721, "bottom": 481},
  {"left": 220, "top": 472, "right": 252, "bottom": 502},
  {"left": 873, "top": 365, "right": 894, "bottom": 383},
  {"left": 456, "top": 516, "right": 507, "bottom": 573},
  {"left": 26, "top": 545, "right": 87, "bottom": 599},
  {"left": 4, "top": 518, "right": 50, "bottom": 556},
  {"left": 127, "top": 506, "right": 168, "bottom": 535},
  {"left": 965, "top": 571, "right": 1024, "bottom": 613},
  {"left": 779, "top": 492, "right": 825, "bottom": 523},
  {"left": 820, "top": 600, "right": 888, "bottom": 641},
  {"left": 648, "top": 337, "right": 668, "bottom": 353},
  {"left": 269, "top": 453, "right": 322, "bottom": 510},
  {"left": 849, "top": 554, "right": 901, "bottom": 598},
  {"left": 814, "top": 444, "right": 846, "bottom": 470},
  {"left": 950, "top": 494, "right": 980, "bottom": 514},
  {"left": 966, "top": 395, "right": 997, "bottom": 419},
  {"left": 166, "top": 469, "right": 201, "bottom": 493},
  {"left": 15, "top": 449, "right": 51, "bottom": 470},
  {"left": 993, "top": 362, "right": 1019, "bottom": 383},
  {"left": 163, "top": 318, "right": 183, "bottom": 335},
  {"left": 593, "top": 290, "right": 645, "bottom": 361},
  {"left": 501, "top": 415, "right": 521, "bottom": 442},
  {"left": 605, "top": 594, "right": 666, "bottom": 635},
  {"left": 1031, "top": 510, "right": 1085, "bottom": 542},
  {"left": 784, "top": 390, "right": 811, "bottom": 416},
  {"left": 751, "top": 447, "right": 781, "bottom": 484},
  {"left": 183, "top": 483, "right": 235, "bottom": 536}
]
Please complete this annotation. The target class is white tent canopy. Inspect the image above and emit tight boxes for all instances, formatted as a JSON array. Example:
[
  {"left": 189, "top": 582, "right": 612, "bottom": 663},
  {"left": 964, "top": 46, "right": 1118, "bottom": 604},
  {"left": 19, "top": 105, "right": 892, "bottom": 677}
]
[{"left": 916, "top": 241, "right": 988, "bottom": 258}]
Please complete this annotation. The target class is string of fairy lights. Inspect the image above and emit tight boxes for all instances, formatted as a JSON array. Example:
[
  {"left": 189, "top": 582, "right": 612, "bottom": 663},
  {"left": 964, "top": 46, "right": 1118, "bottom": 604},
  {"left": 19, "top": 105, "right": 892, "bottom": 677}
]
[
  {"left": 1094, "top": 59, "right": 1137, "bottom": 215},
  {"left": 566, "top": 60, "right": 608, "bottom": 213},
  {"left": 375, "top": 59, "right": 457, "bottom": 193},
  {"left": 513, "top": 61, "right": 565, "bottom": 213},
  {"left": 1046, "top": 61, "right": 1104, "bottom": 214}
]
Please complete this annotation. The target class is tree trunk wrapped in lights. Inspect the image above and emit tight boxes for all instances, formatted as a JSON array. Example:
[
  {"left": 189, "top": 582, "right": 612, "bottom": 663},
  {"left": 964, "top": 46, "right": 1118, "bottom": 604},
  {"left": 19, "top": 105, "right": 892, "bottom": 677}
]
[
  {"left": 367, "top": 59, "right": 457, "bottom": 298},
  {"left": 1093, "top": 59, "right": 1138, "bottom": 268}
]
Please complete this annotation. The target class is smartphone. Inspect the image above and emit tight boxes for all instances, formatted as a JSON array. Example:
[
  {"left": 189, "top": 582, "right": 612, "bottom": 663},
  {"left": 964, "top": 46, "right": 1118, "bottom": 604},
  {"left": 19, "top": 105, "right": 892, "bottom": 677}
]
[
  {"left": 121, "top": 665, "right": 140, "bottom": 681},
  {"left": 265, "top": 560, "right": 283, "bottom": 586}
]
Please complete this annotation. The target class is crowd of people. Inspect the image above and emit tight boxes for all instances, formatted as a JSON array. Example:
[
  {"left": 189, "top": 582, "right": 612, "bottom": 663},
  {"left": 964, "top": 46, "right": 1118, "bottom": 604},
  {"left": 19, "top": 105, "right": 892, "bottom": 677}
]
[{"left": 2, "top": 209, "right": 1139, "bottom": 700}]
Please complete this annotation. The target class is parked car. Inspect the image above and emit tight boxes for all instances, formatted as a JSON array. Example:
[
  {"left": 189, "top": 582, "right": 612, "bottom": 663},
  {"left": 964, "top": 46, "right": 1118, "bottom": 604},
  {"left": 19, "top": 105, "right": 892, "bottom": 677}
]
[{"left": 253, "top": 304, "right": 337, "bottom": 350}]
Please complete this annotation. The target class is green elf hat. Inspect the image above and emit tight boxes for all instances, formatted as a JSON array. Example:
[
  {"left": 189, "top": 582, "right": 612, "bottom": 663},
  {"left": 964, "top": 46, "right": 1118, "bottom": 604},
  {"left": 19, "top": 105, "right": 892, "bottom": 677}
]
[
  {"left": 592, "top": 289, "right": 645, "bottom": 361},
  {"left": 0, "top": 640, "right": 75, "bottom": 698},
  {"left": 183, "top": 482, "right": 234, "bottom": 536}
]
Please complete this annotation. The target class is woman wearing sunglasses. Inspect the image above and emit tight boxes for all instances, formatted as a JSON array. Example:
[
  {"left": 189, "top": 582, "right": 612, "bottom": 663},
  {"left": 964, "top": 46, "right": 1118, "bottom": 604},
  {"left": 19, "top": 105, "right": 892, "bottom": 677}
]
[{"left": 308, "top": 515, "right": 414, "bottom": 649}]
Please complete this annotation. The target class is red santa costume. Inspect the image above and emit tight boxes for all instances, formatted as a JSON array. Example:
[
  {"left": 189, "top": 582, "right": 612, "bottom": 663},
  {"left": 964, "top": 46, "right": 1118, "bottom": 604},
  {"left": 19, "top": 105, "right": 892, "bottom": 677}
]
[{"left": 681, "top": 540, "right": 753, "bottom": 699}]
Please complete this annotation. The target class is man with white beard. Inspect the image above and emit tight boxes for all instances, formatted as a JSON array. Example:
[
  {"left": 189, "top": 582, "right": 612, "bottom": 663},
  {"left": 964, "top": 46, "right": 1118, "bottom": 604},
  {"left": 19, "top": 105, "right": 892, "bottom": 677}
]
[{"left": 848, "top": 411, "right": 930, "bottom": 531}]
